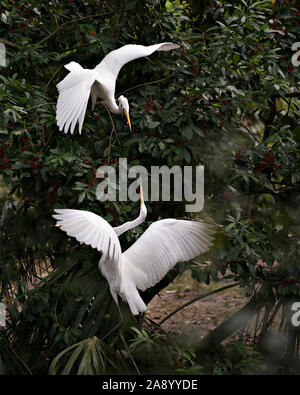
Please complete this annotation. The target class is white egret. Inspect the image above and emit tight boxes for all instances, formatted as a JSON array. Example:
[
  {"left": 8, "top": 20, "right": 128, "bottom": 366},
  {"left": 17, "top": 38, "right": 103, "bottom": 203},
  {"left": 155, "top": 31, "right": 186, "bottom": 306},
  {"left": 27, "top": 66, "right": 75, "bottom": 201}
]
[
  {"left": 56, "top": 42, "right": 180, "bottom": 134},
  {"left": 52, "top": 187, "right": 215, "bottom": 322}
]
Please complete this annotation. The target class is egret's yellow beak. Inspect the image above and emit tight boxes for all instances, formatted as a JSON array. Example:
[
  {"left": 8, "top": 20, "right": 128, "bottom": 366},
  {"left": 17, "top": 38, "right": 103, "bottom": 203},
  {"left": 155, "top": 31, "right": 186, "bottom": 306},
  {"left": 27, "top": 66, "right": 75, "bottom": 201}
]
[
  {"left": 140, "top": 183, "right": 144, "bottom": 205},
  {"left": 124, "top": 109, "right": 132, "bottom": 132}
]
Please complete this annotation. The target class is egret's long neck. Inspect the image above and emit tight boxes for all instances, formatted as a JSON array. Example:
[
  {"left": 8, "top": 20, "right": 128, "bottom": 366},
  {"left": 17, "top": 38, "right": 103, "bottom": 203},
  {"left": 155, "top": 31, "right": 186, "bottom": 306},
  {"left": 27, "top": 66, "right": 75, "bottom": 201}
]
[
  {"left": 114, "top": 204, "right": 147, "bottom": 236},
  {"left": 105, "top": 97, "right": 122, "bottom": 114}
]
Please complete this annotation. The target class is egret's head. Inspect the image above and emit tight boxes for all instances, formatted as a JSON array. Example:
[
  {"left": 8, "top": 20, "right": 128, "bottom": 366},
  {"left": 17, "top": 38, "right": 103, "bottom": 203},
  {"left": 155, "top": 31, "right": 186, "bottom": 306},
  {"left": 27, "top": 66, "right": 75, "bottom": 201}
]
[{"left": 118, "top": 95, "right": 131, "bottom": 132}]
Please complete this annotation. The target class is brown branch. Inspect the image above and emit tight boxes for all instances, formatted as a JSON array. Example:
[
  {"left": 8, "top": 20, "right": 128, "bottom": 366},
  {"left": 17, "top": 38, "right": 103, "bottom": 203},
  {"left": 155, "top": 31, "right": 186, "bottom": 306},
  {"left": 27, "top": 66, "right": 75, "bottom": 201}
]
[
  {"left": 262, "top": 98, "right": 277, "bottom": 142},
  {"left": 0, "top": 38, "right": 21, "bottom": 50},
  {"left": 120, "top": 333, "right": 141, "bottom": 375},
  {"left": 7, "top": 342, "right": 33, "bottom": 375},
  {"left": 102, "top": 103, "right": 116, "bottom": 164},
  {"left": 118, "top": 78, "right": 168, "bottom": 96},
  {"left": 25, "top": 102, "right": 56, "bottom": 111},
  {"left": 195, "top": 296, "right": 265, "bottom": 355},
  {"left": 36, "top": 12, "right": 113, "bottom": 46},
  {"left": 157, "top": 282, "right": 239, "bottom": 326},
  {"left": 44, "top": 65, "right": 64, "bottom": 93},
  {"left": 240, "top": 124, "right": 260, "bottom": 143},
  {"left": 270, "top": 92, "right": 300, "bottom": 99},
  {"left": 141, "top": 265, "right": 184, "bottom": 305}
]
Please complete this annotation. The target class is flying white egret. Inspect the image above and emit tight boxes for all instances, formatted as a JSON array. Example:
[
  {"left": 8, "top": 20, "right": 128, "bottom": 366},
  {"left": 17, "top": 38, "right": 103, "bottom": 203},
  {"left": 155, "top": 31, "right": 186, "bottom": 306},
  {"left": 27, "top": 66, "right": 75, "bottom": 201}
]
[
  {"left": 52, "top": 186, "right": 215, "bottom": 328},
  {"left": 56, "top": 42, "right": 180, "bottom": 135}
]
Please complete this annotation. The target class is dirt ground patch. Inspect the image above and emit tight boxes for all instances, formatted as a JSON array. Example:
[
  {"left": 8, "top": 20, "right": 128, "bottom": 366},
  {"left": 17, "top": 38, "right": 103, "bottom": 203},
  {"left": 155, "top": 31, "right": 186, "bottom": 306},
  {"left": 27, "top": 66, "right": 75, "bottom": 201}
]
[{"left": 145, "top": 271, "right": 249, "bottom": 343}]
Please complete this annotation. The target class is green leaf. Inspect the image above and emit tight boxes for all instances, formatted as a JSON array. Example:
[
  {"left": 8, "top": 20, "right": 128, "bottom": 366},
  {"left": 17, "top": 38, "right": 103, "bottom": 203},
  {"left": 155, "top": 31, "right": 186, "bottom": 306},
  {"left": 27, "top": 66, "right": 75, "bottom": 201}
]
[
  {"left": 181, "top": 125, "right": 193, "bottom": 140},
  {"left": 125, "top": 0, "right": 137, "bottom": 10},
  {"left": 78, "top": 192, "right": 86, "bottom": 203},
  {"left": 233, "top": 53, "right": 240, "bottom": 65},
  {"left": 138, "top": 142, "right": 147, "bottom": 153}
]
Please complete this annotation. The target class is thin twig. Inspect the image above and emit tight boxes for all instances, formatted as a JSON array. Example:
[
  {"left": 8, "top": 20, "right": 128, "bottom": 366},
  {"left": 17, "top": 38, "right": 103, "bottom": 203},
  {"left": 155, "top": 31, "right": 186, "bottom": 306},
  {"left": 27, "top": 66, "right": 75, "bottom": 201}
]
[
  {"left": 240, "top": 124, "right": 260, "bottom": 143},
  {"left": 102, "top": 103, "right": 116, "bottom": 163},
  {"left": 118, "top": 78, "right": 168, "bottom": 96},
  {"left": 0, "top": 38, "right": 21, "bottom": 50},
  {"left": 25, "top": 102, "right": 56, "bottom": 112},
  {"left": 36, "top": 12, "right": 113, "bottom": 46},
  {"left": 44, "top": 65, "right": 64, "bottom": 93},
  {"left": 7, "top": 343, "right": 33, "bottom": 375},
  {"left": 271, "top": 91, "right": 300, "bottom": 99},
  {"left": 120, "top": 334, "right": 141, "bottom": 375},
  {"left": 247, "top": 194, "right": 255, "bottom": 218},
  {"left": 157, "top": 282, "right": 239, "bottom": 326},
  {"left": 0, "top": 252, "right": 62, "bottom": 267}
]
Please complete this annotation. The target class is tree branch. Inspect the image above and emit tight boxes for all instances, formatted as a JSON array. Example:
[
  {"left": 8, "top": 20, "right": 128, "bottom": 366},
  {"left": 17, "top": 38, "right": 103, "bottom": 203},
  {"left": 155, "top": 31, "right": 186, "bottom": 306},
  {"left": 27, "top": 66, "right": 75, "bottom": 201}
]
[
  {"left": 270, "top": 92, "right": 300, "bottom": 99},
  {"left": 0, "top": 38, "right": 21, "bottom": 50},
  {"left": 195, "top": 296, "right": 265, "bottom": 356},
  {"left": 118, "top": 78, "right": 168, "bottom": 96},
  {"left": 157, "top": 282, "right": 239, "bottom": 326},
  {"left": 36, "top": 12, "right": 113, "bottom": 46},
  {"left": 262, "top": 98, "right": 277, "bottom": 142},
  {"left": 141, "top": 265, "right": 184, "bottom": 305},
  {"left": 240, "top": 124, "right": 260, "bottom": 143}
]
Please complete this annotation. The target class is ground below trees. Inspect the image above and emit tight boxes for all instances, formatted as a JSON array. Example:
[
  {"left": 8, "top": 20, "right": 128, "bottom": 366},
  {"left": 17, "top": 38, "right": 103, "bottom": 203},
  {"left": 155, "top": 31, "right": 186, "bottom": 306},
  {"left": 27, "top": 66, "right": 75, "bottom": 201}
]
[{"left": 146, "top": 271, "right": 248, "bottom": 342}]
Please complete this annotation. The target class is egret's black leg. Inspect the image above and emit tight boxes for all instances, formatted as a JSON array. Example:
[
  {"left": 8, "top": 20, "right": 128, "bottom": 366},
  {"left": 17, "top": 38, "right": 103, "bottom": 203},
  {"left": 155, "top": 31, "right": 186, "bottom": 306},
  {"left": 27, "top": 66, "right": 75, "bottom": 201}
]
[{"left": 100, "top": 299, "right": 124, "bottom": 342}]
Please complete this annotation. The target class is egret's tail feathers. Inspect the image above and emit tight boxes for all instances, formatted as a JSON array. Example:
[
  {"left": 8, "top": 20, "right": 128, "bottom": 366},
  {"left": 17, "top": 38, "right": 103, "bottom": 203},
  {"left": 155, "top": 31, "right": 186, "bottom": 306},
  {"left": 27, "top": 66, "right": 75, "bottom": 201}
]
[
  {"left": 126, "top": 292, "right": 147, "bottom": 316},
  {"left": 120, "top": 277, "right": 147, "bottom": 316},
  {"left": 56, "top": 69, "right": 98, "bottom": 134},
  {"left": 64, "top": 61, "right": 84, "bottom": 72},
  {"left": 156, "top": 42, "right": 180, "bottom": 51}
]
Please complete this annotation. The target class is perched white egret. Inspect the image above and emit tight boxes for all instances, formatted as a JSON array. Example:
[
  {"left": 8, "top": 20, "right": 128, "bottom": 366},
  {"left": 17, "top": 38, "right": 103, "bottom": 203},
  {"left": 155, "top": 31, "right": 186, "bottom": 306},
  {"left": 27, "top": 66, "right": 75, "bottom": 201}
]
[
  {"left": 56, "top": 42, "right": 180, "bottom": 134},
  {"left": 52, "top": 186, "right": 215, "bottom": 320}
]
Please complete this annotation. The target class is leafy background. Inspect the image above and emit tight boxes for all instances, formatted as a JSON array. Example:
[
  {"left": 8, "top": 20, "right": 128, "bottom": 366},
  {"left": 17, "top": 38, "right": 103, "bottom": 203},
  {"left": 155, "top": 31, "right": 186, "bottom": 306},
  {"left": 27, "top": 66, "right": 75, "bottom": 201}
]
[{"left": 0, "top": 0, "right": 300, "bottom": 374}]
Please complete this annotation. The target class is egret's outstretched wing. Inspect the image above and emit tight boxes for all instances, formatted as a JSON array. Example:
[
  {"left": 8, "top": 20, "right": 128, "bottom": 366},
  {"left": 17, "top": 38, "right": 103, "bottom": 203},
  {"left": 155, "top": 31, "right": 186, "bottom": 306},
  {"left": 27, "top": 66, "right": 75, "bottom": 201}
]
[
  {"left": 56, "top": 66, "right": 99, "bottom": 134},
  {"left": 52, "top": 209, "right": 121, "bottom": 263},
  {"left": 96, "top": 42, "right": 180, "bottom": 81},
  {"left": 122, "top": 219, "right": 215, "bottom": 292}
]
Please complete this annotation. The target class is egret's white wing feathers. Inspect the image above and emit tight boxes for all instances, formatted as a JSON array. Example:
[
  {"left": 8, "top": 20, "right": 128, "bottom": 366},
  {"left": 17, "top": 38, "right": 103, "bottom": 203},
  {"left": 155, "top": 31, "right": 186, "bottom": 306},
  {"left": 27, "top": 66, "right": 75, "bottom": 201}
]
[
  {"left": 64, "top": 61, "right": 84, "bottom": 72},
  {"left": 96, "top": 43, "right": 180, "bottom": 81},
  {"left": 52, "top": 209, "right": 122, "bottom": 263},
  {"left": 56, "top": 69, "right": 99, "bottom": 134},
  {"left": 122, "top": 219, "right": 215, "bottom": 292}
]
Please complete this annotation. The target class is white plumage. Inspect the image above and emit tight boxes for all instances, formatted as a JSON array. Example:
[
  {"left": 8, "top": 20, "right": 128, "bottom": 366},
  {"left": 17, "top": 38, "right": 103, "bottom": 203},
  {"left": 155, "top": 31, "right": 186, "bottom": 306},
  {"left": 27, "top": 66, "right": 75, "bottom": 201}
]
[
  {"left": 56, "top": 42, "right": 180, "bottom": 134},
  {"left": 53, "top": 201, "right": 215, "bottom": 316}
]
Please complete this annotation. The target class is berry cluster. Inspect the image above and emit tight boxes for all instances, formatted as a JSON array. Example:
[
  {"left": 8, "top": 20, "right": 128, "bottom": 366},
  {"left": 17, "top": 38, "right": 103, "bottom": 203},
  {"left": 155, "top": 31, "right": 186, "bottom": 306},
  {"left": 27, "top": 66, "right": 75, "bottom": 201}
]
[
  {"left": 258, "top": 151, "right": 280, "bottom": 173},
  {"left": 223, "top": 192, "right": 231, "bottom": 201},
  {"left": 286, "top": 66, "right": 295, "bottom": 73},
  {"left": 281, "top": 279, "right": 298, "bottom": 288},
  {"left": 0, "top": 140, "right": 10, "bottom": 171},
  {"left": 107, "top": 202, "right": 118, "bottom": 221},
  {"left": 83, "top": 159, "right": 97, "bottom": 186},
  {"left": 51, "top": 179, "right": 63, "bottom": 190},
  {"left": 268, "top": 19, "right": 288, "bottom": 41},
  {"left": 183, "top": 94, "right": 198, "bottom": 103},
  {"left": 40, "top": 179, "right": 63, "bottom": 206},
  {"left": 28, "top": 152, "right": 40, "bottom": 169},
  {"left": 22, "top": 137, "right": 29, "bottom": 151},
  {"left": 235, "top": 141, "right": 246, "bottom": 161},
  {"left": 45, "top": 191, "right": 56, "bottom": 206},
  {"left": 142, "top": 100, "right": 162, "bottom": 114},
  {"left": 191, "top": 60, "right": 199, "bottom": 74}
]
